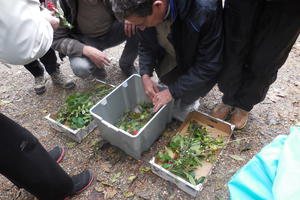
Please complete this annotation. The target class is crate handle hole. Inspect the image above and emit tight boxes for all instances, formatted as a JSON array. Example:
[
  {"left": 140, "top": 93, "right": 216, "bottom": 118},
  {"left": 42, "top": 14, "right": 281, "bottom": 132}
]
[
  {"left": 101, "top": 99, "right": 107, "bottom": 105},
  {"left": 122, "top": 82, "right": 128, "bottom": 88}
]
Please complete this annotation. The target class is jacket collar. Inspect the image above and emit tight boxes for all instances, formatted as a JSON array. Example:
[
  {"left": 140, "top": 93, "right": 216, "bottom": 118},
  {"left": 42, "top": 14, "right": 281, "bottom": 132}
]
[{"left": 170, "top": 0, "right": 192, "bottom": 20}]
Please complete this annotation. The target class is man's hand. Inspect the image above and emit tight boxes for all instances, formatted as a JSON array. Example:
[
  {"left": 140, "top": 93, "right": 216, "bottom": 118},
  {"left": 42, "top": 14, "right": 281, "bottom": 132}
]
[
  {"left": 41, "top": 9, "right": 60, "bottom": 30},
  {"left": 153, "top": 89, "right": 173, "bottom": 112},
  {"left": 142, "top": 75, "right": 159, "bottom": 102},
  {"left": 124, "top": 20, "right": 136, "bottom": 37},
  {"left": 83, "top": 46, "right": 110, "bottom": 68}
]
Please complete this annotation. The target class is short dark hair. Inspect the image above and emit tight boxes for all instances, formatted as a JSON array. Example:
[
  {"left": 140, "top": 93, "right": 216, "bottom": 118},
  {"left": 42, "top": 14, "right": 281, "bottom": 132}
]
[{"left": 111, "top": 0, "right": 155, "bottom": 20}]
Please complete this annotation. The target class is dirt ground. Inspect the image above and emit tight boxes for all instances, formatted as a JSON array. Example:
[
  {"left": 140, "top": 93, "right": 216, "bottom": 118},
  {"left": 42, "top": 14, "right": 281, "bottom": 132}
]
[{"left": 0, "top": 38, "right": 299, "bottom": 200}]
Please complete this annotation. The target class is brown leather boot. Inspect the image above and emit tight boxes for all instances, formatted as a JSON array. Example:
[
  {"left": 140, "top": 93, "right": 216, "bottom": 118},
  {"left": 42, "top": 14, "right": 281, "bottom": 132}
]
[
  {"left": 230, "top": 108, "right": 249, "bottom": 129},
  {"left": 211, "top": 103, "right": 233, "bottom": 120}
]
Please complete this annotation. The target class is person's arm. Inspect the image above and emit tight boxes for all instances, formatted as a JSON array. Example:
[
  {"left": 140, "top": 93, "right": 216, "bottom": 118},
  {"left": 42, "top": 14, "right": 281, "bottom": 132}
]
[
  {"left": 51, "top": 0, "right": 85, "bottom": 57},
  {"left": 138, "top": 28, "right": 160, "bottom": 101},
  {"left": 0, "top": 0, "right": 55, "bottom": 65},
  {"left": 138, "top": 28, "right": 158, "bottom": 77},
  {"left": 168, "top": 5, "right": 223, "bottom": 100}
]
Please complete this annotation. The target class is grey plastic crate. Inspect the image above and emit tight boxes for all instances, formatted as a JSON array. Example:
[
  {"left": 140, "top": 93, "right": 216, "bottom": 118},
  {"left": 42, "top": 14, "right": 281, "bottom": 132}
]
[
  {"left": 45, "top": 80, "right": 114, "bottom": 143},
  {"left": 90, "top": 74, "right": 174, "bottom": 160},
  {"left": 150, "top": 111, "right": 235, "bottom": 197}
]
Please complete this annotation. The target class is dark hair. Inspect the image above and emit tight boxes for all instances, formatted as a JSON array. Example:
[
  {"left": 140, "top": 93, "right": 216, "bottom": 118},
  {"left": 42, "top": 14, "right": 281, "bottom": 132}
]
[{"left": 111, "top": 0, "right": 155, "bottom": 20}]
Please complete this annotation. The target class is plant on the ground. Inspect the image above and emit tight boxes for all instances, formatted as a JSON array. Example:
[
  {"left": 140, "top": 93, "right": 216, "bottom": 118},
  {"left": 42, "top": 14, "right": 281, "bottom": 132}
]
[
  {"left": 116, "top": 102, "right": 154, "bottom": 135},
  {"left": 155, "top": 121, "right": 225, "bottom": 185},
  {"left": 54, "top": 83, "right": 113, "bottom": 130}
]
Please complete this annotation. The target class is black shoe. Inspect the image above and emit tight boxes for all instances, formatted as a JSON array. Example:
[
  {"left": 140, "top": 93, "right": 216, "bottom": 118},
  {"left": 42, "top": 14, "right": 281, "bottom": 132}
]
[
  {"left": 48, "top": 146, "right": 65, "bottom": 163},
  {"left": 120, "top": 66, "right": 138, "bottom": 77},
  {"left": 65, "top": 170, "right": 93, "bottom": 199},
  {"left": 93, "top": 68, "right": 107, "bottom": 80}
]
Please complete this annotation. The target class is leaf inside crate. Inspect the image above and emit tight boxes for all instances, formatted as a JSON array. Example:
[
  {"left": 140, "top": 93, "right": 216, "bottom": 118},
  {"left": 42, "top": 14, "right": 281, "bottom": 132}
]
[
  {"left": 156, "top": 120, "right": 225, "bottom": 185},
  {"left": 53, "top": 83, "right": 113, "bottom": 130},
  {"left": 115, "top": 102, "right": 154, "bottom": 135}
]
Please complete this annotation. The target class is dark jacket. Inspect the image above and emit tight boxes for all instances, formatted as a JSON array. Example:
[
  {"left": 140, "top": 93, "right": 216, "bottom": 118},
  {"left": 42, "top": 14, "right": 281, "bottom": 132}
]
[
  {"left": 139, "top": 0, "right": 223, "bottom": 100},
  {"left": 51, "top": 0, "right": 113, "bottom": 56}
]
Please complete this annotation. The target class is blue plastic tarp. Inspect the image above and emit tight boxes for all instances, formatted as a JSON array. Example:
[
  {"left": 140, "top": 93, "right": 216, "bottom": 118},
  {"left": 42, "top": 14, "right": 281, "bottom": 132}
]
[{"left": 228, "top": 126, "right": 300, "bottom": 200}]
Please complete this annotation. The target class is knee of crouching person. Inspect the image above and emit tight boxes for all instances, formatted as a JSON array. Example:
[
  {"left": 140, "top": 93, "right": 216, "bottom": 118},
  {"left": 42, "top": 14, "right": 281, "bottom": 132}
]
[{"left": 69, "top": 57, "right": 95, "bottom": 79}]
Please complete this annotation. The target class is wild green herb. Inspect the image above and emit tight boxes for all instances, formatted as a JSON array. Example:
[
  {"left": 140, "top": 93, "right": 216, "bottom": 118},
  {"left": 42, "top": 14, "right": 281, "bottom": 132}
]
[
  {"left": 116, "top": 102, "right": 154, "bottom": 135},
  {"left": 156, "top": 121, "right": 225, "bottom": 185},
  {"left": 55, "top": 83, "right": 112, "bottom": 130}
]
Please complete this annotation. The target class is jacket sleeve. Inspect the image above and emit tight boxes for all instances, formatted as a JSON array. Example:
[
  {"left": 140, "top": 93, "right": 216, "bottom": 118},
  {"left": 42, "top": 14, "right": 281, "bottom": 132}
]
[
  {"left": 52, "top": 26, "right": 85, "bottom": 56},
  {"left": 0, "top": 0, "right": 53, "bottom": 65},
  {"left": 51, "top": 0, "right": 84, "bottom": 56},
  {"left": 168, "top": 7, "right": 223, "bottom": 100},
  {"left": 137, "top": 28, "right": 157, "bottom": 76}
]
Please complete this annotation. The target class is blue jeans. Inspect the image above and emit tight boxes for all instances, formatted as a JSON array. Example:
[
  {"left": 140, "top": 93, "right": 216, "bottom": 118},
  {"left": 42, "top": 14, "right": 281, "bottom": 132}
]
[{"left": 69, "top": 21, "right": 138, "bottom": 79}]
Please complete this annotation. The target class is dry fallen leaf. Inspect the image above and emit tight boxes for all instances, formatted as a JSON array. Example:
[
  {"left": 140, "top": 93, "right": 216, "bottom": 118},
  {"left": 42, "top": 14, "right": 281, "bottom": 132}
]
[
  {"left": 229, "top": 154, "right": 245, "bottom": 161},
  {"left": 101, "top": 181, "right": 113, "bottom": 187},
  {"left": 123, "top": 191, "right": 134, "bottom": 198},
  {"left": 127, "top": 175, "right": 137, "bottom": 183},
  {"left": 111, "top": 172, "right": 122, "bottom": 183},
  {"left": 139, "top": 167, "right": 150, "bottom": 174},
  {"left": 100, "top": 162, "right": 112, "bottom": 173},
  {"left": 95, "top": 183, "right": 104, "bottom": 193},
  {"left": 66, "top": 141, "right": 77, "bottom": 148},
  {"left": 103, "top": 187, "right": 118, "bottom": 199}
]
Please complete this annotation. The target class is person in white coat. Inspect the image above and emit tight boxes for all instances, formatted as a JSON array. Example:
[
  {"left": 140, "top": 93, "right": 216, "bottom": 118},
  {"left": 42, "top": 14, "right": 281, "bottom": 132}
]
[
  {"left": 0, "top": 1, "right": 93, "bottom": 199},
  {"left": 0, "top": 0, "right": 75, "bottom": 95}
]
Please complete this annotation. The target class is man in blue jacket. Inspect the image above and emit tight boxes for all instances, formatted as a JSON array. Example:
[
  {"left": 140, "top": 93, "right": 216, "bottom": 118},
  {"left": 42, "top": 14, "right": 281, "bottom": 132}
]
[{"left": 112, "top": 0, "right": 223, "bottom": 121}]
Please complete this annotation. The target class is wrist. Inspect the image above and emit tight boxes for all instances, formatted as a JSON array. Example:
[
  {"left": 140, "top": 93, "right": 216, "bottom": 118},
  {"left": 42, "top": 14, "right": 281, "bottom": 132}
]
[
  {"left": 82, "top": 46, "right": 90, "bottom": 57},
  {"left": 142, "top": 74, "right": 150, "bottom": 80}
]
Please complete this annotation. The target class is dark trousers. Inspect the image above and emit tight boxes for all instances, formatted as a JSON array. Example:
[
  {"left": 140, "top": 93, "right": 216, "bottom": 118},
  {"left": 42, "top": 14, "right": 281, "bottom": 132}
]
[
  {"left": 0, "top": 113, "right": 73, "bottom": 200},
  {"left": 24, "top": 48, "right": 59, "bottom": 78},
  {"left": 218, "top": 0, "right": 300, "bottom": 111},
  {"left": 81, "top": 21, "right": 138, "bottom": 68}
]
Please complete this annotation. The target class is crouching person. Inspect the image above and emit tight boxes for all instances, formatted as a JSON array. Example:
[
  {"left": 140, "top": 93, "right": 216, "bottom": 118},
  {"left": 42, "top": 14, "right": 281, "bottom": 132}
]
[
  {"left": 111, "top": 0, "right": 223, "bottom": 121},
  {"left": 52, "top": 0, "right": 139, "bottom": 80}
]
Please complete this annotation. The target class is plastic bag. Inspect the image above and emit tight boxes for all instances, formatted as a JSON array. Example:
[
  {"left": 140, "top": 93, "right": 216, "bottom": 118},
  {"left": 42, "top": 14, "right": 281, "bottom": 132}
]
[{"left": 228, "top": 126, "right": 300, "bottom": 200}]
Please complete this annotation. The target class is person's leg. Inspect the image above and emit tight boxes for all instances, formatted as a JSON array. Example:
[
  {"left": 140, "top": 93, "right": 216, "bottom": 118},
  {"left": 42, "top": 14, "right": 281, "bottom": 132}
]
[
  {"left": 234, "top": 2, "right": 300, "bottom": 112},
  {"left": 69, "top": 56, "right": 107, "bottom": 80},
  {"left": 0, "top": 113, "right": 73, "bottom": 200},
  {"left": 39, "top": 48, "right": 76, "bottom": 89},
  {"left": 230, "top": 2, "right": 300, "bottom": 128},
  {"left": 212, "top": 0, "right": 264, "bottom": 119},
  {"left": 24, "top": 60, "right": 44, "bottom": 77},
  {"left": 24, "top": 61, "right": 46, "bottom": 95},
  {"left": 92, "top": 21, "right": 138, "bottom": 76},
  {"left": 39, "top": 48, "right": 59, "bottom": 75}
]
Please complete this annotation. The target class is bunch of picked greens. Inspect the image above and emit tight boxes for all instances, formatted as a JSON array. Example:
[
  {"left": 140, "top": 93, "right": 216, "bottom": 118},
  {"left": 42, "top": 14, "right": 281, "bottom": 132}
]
[
  {"left": 55, "top": 83, "right": 113, "bottom": 130},
  {"left": 46, "top": 1, "right": 74, "bottom": 29},
  {"left": 91, "top": 83, "right": 113, "bottom": 101},
  {"left": 116, "top": 102, "right": 154, "bottom": 135},
  {"left": 155, "top": 121, "right": 225, "bottom": 185}
]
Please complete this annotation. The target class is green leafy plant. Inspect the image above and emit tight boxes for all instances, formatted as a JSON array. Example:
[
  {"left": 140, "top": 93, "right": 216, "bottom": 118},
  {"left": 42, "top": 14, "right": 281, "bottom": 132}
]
[
  {"left": 53, "top": 83, "right": 113, "bottom": 130},
  {"left": 156, "top": 121, "right": 225, "bottom": 185},
  {"left": 116, "top": 102, "right": 154, "bottom": 135}
]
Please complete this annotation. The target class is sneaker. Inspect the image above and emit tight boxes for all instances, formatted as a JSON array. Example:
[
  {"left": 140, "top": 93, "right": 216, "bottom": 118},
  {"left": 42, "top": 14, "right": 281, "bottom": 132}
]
[
  {"left": 51, "top": 70, "right": 76, "bottom": 89},
  {"left": 172, "top": 100, "right": 200, "bottom": 122},
  {"left": 34, "top": 75, "right": 46, "bottom": 95},
  {"left": 48, "top": 146, "right": 65, "bottom": 163},
  {"left": 120, "top": 65, "right": 138, "bottom": 77},
  {"left": 92, "top": 67, "right": 107, "bottom": 80},
  {"left": 64, "top": 170, "right": 94, "bottom": 200},
  {"left": 230, "top": 107, "right": 249, "bottom": 129},
  {"left": 211, "top": 103, "right": 233, "bottom": 120}
]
